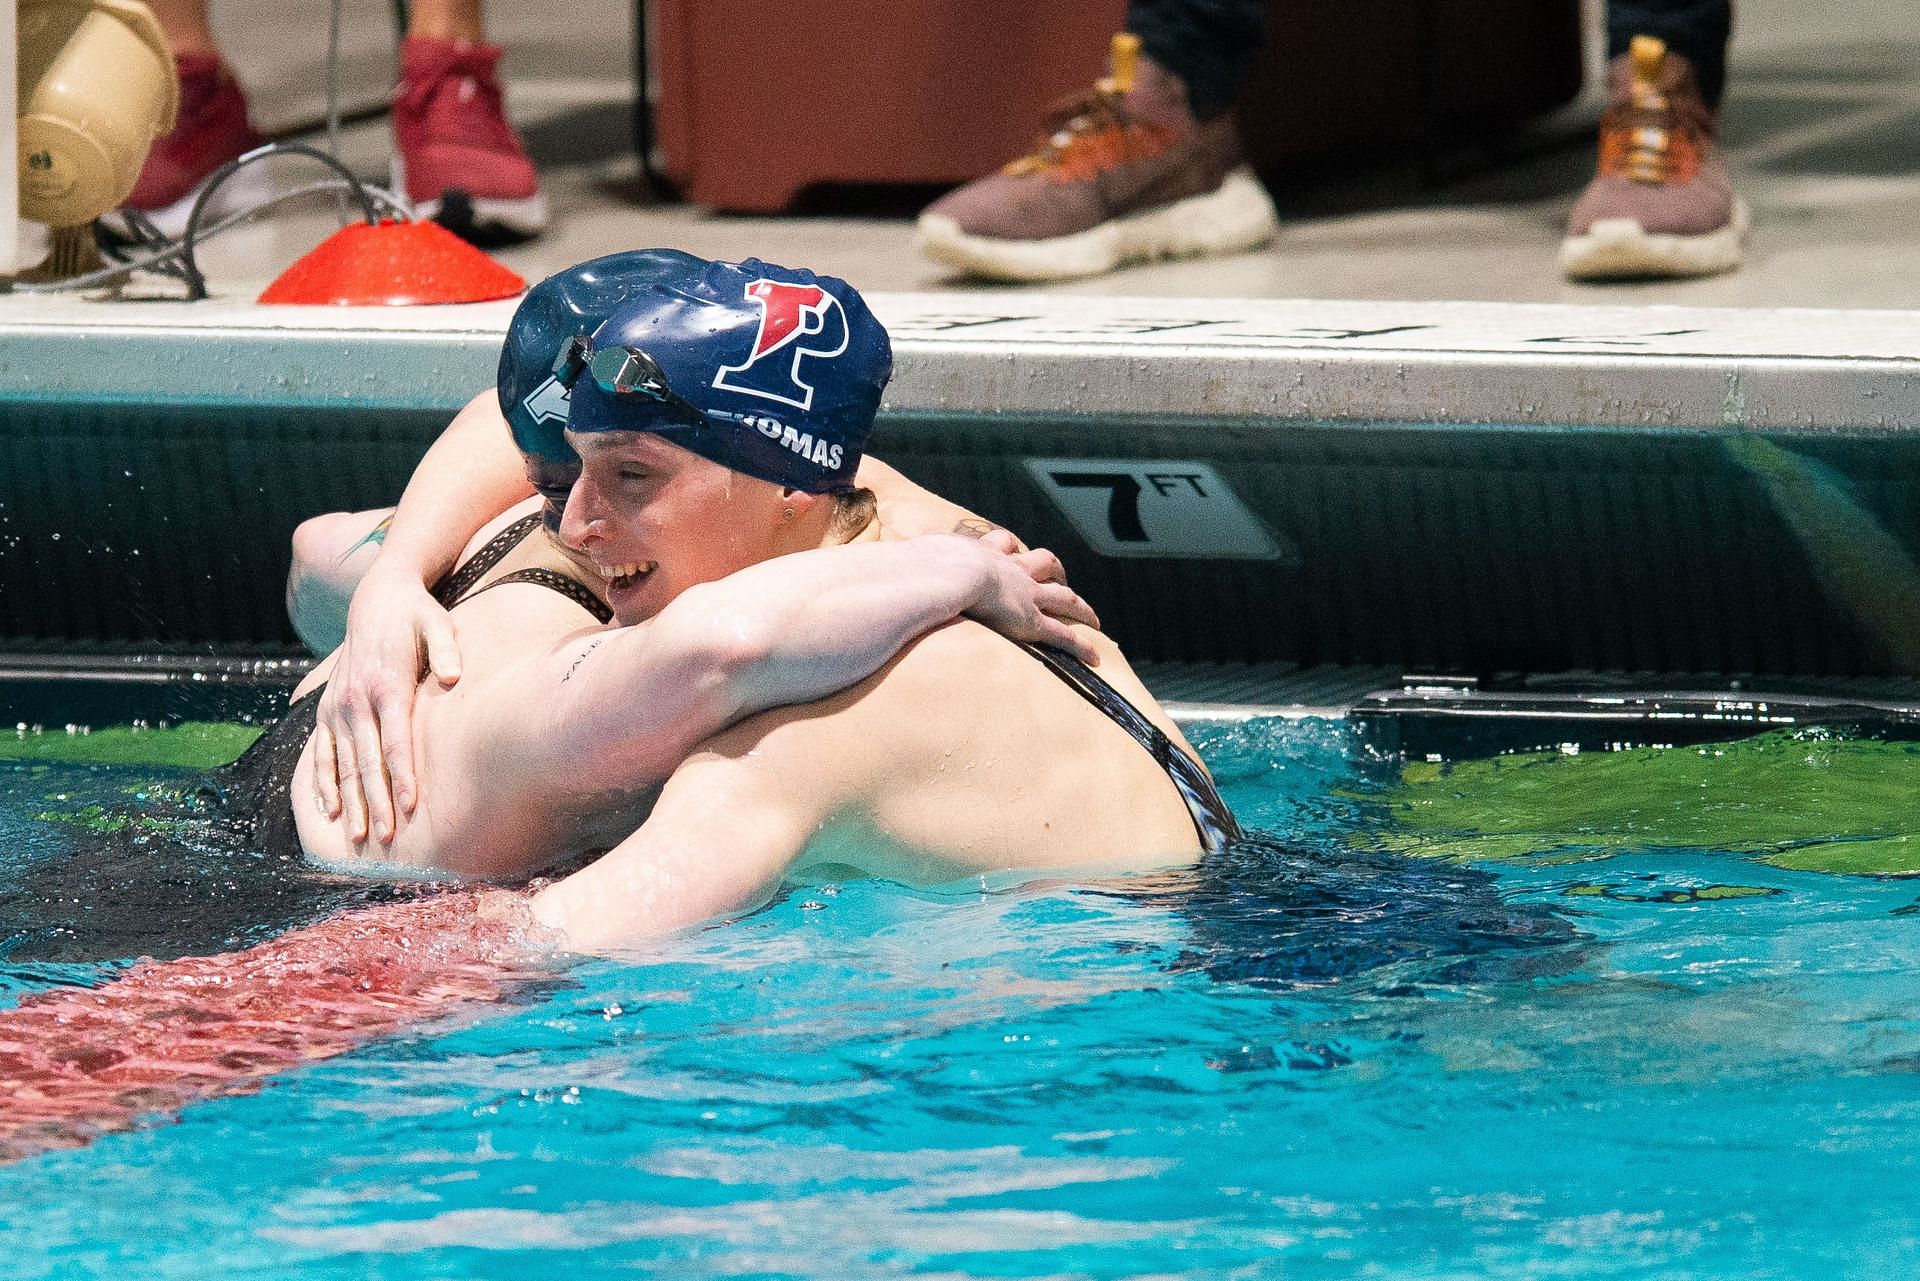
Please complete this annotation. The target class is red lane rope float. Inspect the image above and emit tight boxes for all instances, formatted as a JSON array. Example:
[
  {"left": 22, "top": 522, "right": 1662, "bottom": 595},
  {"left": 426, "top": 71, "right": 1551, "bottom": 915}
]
[{"left": 0, "top": 890, "right": 551, "bottom": 1162}]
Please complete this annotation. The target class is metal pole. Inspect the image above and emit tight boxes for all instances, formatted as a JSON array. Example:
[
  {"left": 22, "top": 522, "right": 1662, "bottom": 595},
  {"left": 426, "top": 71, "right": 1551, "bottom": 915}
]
[
  {"left": 2, "top": 0, "right": 18, "bottom": 278},
  {"left": 632, "top": 0, "right": 661, "bottom": 190}
]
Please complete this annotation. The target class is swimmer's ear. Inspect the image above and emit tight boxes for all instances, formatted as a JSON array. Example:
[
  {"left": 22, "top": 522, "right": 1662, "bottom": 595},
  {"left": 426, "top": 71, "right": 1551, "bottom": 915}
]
[{"left": 779, "top": 487, "right": 821, "bottom": 521}]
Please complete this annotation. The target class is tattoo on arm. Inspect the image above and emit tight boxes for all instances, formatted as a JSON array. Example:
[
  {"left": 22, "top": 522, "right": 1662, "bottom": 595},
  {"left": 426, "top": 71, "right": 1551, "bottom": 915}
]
[{"left": 562, "top": 637, "right": 605, "bottom": 684}]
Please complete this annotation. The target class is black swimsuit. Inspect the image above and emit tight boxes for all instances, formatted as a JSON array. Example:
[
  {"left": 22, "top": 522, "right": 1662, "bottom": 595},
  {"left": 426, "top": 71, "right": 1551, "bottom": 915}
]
[{"left": 1019, "top": 643, "right": 1243, "bottom": 855}]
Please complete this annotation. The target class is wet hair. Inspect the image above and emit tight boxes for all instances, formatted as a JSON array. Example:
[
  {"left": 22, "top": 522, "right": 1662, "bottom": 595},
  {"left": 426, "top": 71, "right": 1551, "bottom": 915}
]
[{"left": 826, "top": 486, "right": 878, "bottom": 542}]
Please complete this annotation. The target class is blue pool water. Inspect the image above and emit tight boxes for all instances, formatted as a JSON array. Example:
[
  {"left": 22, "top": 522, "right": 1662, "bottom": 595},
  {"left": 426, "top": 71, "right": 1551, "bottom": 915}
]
[{"left": 5, "top": 714, "right": 1920, "bottom": 1278}]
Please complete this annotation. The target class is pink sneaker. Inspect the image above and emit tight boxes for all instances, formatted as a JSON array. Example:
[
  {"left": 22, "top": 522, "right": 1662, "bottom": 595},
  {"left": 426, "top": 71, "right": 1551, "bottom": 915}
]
[
  {"left": 916, "top": 33, "right": 1277, "bottom": 282},
  {"left": 121, "top": 53, "right": 264, "bottom": 237},
  {"left": 1560, "top": 36, "right": 1748, "bottom": 280},
  {"left": 392, "top": 35, "right": 547, "bottom": 244}
]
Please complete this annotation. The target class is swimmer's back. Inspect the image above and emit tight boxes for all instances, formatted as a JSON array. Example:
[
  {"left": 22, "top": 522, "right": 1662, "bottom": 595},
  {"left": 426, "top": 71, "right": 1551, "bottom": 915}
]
[{"left": 702, "top": 618, "right": 1206, "bottom": 884}]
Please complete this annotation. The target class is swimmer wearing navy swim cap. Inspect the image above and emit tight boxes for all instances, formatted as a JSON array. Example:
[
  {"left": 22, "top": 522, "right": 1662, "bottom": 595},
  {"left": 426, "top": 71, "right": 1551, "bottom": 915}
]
[
  {"left": 279, "top": 251, "right": 1229, "bottom": 937},
  {"left": 288, "top": 251, "right": 1024, "bottom": 841},
  {"left": 508, "top": 257, "right": 1239, "bottom": 949}
]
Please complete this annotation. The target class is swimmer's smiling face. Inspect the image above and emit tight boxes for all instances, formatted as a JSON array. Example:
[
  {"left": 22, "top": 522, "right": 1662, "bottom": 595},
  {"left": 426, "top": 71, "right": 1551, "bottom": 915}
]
[{"left": 558, "top": 429, "right": 794, "bottom": 625}]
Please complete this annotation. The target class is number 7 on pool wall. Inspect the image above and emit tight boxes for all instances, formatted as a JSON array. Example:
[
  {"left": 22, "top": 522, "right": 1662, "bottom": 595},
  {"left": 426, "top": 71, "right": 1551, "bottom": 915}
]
[{"left": 1024, "top": 459, "right": 1292, "bottom": 561}]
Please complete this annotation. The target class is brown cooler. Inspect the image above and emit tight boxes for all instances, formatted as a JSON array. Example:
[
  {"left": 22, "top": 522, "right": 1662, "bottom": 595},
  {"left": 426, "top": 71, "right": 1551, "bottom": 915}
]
[{"left": 646, "top": 0, "right": 1583, "bottom": 214}]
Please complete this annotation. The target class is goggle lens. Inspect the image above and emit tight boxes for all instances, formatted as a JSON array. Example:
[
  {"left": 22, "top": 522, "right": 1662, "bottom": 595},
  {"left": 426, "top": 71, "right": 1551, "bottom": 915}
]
[{"left": 587, "top": 345, "right": 674, "bottom": 401}]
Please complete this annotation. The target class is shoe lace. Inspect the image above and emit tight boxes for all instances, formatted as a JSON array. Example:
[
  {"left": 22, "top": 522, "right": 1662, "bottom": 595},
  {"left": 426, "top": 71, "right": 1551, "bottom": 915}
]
[
  {"left": 1003, "top": 35, "right": 1177, "bottom": 183},
  {"left": 1597, "top": 40, "right": 1712, "bottom": 185},
  {"left": 1597, "top": 100, "right": 1707, "bottom": 185},
  {"left": 1003, "top": 85, "right": 1174, "bottom": 184}
]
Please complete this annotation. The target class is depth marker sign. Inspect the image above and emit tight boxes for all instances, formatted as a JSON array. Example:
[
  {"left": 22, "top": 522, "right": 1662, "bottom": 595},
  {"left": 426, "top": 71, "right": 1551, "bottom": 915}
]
[{"left": 1024, "top": 459, "right": 1289, "bottom": 560}]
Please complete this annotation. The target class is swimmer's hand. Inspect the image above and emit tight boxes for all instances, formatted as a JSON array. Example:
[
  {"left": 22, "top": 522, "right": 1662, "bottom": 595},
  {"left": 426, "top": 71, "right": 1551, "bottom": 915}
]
[
  {"left": 963, "top": 529, "right": 1102, "bottom": 665},
  {"left": 313, "top": 568, "right": 462, "bottom": 843}
]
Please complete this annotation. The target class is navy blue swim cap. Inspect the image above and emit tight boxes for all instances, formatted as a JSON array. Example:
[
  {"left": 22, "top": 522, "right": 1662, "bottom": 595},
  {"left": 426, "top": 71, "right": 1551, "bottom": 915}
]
[
  {"left": 497, "top": 248, "right": 709, "bottom": 465},
  {"left": 563, "top": 257, "right": 891, "bottom": 494}
]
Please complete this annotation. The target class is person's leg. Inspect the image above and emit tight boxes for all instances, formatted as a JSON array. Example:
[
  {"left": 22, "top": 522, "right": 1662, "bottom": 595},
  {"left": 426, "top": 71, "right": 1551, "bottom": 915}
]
[
  {"left": 1607, "top": 0, "right": 1732, "bottom": 109},
  {"left": 119, "top": 0, "right": 263, "bottom": 232},
  {"left": 286, "top": 509, "right": 396, "bottom": 655},
  {"left": 1561, "top": 0, "right": 1743, "bottom": 280},
  {"left": 393, "top": 0, "right": 548, "bottom": 244},
  {"left": 1124, "top": 0, "right": 1268, "bottom": 122},
  {"left": 916, "top": 0, "right": 1278, "bottom": 282},
  {"left": 405, "top": 0, "right": 485, "bottom": 43}
]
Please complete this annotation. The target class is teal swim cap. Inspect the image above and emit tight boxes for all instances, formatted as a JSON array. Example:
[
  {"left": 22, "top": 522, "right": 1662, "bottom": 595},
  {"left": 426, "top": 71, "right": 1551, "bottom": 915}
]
[{"left": 496, "top": 249, "right": 709, "bottom": 466}]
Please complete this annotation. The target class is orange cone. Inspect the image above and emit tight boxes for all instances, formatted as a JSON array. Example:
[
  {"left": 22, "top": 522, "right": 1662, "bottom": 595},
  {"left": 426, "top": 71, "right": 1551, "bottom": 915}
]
[{"left": 258, "top": 218, "right": 525, "bottom": 306}]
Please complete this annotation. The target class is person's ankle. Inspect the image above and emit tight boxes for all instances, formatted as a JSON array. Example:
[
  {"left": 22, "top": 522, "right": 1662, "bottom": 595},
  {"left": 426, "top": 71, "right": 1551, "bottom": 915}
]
[
  {"left": 405, "top": 22, "right": 486, "bottom": 46},
  {"left": 1122, "top": 51, "right": 1200, "bottom": 133}
]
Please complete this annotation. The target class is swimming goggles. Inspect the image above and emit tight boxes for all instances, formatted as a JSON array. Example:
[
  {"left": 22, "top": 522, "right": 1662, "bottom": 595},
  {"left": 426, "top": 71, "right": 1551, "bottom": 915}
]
[{"left": 550, "top": 334, "right": 716, "bottom": 432}]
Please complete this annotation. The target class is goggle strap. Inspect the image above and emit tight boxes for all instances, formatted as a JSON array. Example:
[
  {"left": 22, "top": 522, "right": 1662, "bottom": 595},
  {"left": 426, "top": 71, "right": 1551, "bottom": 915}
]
[{"left": 550, "top": 333, "right": 591, "bottom": 389}]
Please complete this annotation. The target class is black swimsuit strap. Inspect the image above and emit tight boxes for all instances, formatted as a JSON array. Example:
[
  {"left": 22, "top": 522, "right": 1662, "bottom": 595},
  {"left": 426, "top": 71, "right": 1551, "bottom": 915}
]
[
  {"left": 465, "top": 568, "right": 614, "bottom": 623},
  {"left": 1018, "top": 642, "right": 1244, "bottom": 855},
  {"left": 431, "top": 512, "right": 545, "bottom": 608}
]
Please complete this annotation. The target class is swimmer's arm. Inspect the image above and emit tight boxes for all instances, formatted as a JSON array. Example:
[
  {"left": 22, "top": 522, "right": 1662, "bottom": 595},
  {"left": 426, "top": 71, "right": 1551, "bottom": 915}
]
[
  {"left": 316, "top": 392, "right": 533, "bottom": 839},
  {"left": 520, "top": 535, "right": 1094, "bottom": 795},
  {"left": 528, "top": 729, "right": 826, "bottom": 951},
  {"left": 370, "top": 391, "right": 534, "bottom": 591},
  {"left": 857, "top": 457, "right": 1027, "bottom": 547}
]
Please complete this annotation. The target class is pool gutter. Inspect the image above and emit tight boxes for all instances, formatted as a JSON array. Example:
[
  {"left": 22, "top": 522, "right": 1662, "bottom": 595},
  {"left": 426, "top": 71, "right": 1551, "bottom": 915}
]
[{"left": 2, "top": 293, "right": 1918, "bottom": 678}]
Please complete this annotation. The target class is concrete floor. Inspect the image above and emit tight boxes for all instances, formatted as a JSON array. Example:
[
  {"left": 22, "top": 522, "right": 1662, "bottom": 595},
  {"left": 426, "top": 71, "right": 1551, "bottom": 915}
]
[{"left": 162, "top": 0, "right": 1920, "bottom": 310}]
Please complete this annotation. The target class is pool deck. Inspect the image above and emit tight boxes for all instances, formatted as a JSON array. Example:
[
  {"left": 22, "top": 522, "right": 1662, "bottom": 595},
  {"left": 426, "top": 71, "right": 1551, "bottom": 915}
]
[
  {"left": 4, "top": 0, "right": 1915, "bottom": 428},
  {"left": 4, "top": 0, "right": 1917, "bottom": 311},
  {"left": 4, "top": 0, "right": 1916, "bottom": 421}
]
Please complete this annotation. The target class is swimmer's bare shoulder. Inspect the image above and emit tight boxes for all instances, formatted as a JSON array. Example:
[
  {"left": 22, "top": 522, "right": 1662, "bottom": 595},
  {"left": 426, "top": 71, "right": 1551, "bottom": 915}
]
[{"left": 787, "top": 619, "right": 1204, "bottom": 874}]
